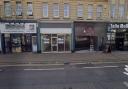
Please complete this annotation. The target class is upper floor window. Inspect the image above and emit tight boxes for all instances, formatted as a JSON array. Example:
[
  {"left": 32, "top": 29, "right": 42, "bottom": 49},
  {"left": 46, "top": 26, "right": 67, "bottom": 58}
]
[
  {"left": 64, "top": 4, "right": 70, "bottom": 18},
  {"left": 53, "top": 4, "right": 59, "bottom": 17},
  {"left": 119, "top": 0, "right": 125, "bottom": 18},
  {"left": 77, "top": 4, "right": 83, "bottom": 17},
  {"left": 42, "top": 3, "right": 48, "bottom": 17},
  {"left": 88, "top": 4, "right": 93, "bottom": 19},
  {"left": 110, "top": 0, "right": 116, "bottom": 18},
  {"left": 97, "top": 5, "right": 103, "bottom": 18},
  {"left": 119, "top": 5, "right": 125, "bottom": 18},
  {"left": 4, "top": 1, "right": 12, "bottom": 17},
  {"left": 110, "top": 5, "right": 116, "bottom": 18},
  {"left": 16, "top": 2, "right": 22, "bottom": 16},
  {"left": 27, "top": 2, "right": 33, "bottom": 16}
]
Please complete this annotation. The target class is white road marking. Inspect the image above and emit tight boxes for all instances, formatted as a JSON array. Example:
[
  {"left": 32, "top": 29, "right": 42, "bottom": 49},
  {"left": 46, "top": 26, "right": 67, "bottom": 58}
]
[
  {"left": 124, "top": 68, "right": 128, "bottom": 72},
  {"left": 0, "top": 69, "right": 2, "bottom": 72},
  {"left": 123, "top": 81, "right": 128, "bottom": 88},
  {"left": 125, "top": 65, "right": 128, "bottom": 68},
  {"left": 83, "top": 66, "right": 119, "bottom": 69},
  {"left": 123, "top": 72, "right": 128, "bottom": 76},
  {"left": 23, "top": 66, "right": 119, "bottom": 71},
  {"left": 24, "top": 68, "right": 64, "bottom": 71}
]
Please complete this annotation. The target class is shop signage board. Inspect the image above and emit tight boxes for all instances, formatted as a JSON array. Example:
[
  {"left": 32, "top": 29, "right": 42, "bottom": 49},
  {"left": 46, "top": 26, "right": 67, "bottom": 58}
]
[
  {"left": 110, "top": 24, "right": 128, "bottom": 29},
  {"left": 1, "top": 23, "right": 37, "bottom": 33}
]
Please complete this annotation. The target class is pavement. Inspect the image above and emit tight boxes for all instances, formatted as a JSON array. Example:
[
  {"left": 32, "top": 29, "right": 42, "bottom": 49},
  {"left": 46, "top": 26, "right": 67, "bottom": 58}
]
[{"left": 0, "top": 51, "right": 128, "bottom": 65}]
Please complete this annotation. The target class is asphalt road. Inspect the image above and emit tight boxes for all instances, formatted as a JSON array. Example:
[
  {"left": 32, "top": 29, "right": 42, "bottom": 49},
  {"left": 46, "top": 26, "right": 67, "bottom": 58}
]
[{"left": 0, "top": 63, "right": 128, "bottom": 89}]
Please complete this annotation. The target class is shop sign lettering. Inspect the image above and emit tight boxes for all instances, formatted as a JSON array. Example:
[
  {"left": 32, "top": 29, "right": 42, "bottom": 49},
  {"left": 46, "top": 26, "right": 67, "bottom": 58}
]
[
  {"left": 110, "top": 24, "right": 128, "bottom": 29},
  {"left": 1, "top": 23, "right": 36, "bottom": 33}
]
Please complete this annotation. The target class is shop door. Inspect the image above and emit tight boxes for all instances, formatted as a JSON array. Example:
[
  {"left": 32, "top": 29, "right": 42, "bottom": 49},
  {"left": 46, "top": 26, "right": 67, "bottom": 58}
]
[
  {"left": 51, "top": 37, "right": 58, "bottom": 52},
  {"left": 11, "top": 34, "right": 22, "bottom": 53},
  {"left": 116, "top": 38, "right": 124, "bottom": 50},
  {"left": 58, "top": 35, "right": 65, "bottom": 52},
  {"left": 21, "top": 34, "right": 32, "bottom": 52}
]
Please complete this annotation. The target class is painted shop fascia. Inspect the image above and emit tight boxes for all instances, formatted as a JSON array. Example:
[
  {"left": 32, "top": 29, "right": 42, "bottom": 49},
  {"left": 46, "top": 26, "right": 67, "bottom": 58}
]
[
  {"left": 0, "top": 20, "right": 38, "bottom": 53},
  {"left": 38, "top": 21, "right": 73, "bottom": 53}
]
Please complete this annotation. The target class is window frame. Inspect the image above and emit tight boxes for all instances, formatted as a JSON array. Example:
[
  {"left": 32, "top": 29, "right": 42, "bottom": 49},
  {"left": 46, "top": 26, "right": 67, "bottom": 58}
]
[
  {"left": 27, "top": 2, "right": 33, "bottom": 16},
  {"left": 64, "top": 3, "right": 70, "bottom": 18},
  {"left": 4, "top": 1, "right": 12, "bottom": 17},
  {"left": 97, "top": 5, "right": 103, "bottom": 18},
  {"left": 110, "top": 4, "right": 116, "bottom": 18},
  {"left": 42, "top": 3, "right": 48, "bottom": 17},
  {"left": 53, "top": 3, "right": 59, "bottom": 18},
  {"left": 88, "top": 4, "right": 93, "bottom": 19},
  {"left": 77, "top": 4, "right": 83, "bottom": 18},
  {"left": 16, "top": 1, "right": 22, "bottom": 16},
  {"left": 119, "top": 4, "right": 125, "bottom": 18}
]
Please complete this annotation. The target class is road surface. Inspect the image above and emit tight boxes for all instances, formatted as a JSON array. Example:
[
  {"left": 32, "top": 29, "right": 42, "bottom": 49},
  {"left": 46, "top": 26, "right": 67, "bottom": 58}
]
[{"left": 0, "top": 63, "right": 128, "bottom": 89}]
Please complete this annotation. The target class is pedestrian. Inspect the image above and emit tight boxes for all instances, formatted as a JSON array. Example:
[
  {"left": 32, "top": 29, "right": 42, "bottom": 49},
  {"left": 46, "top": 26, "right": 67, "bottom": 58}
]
[{"left": 107, "top": 45, "right": 111, "bottom": 53}]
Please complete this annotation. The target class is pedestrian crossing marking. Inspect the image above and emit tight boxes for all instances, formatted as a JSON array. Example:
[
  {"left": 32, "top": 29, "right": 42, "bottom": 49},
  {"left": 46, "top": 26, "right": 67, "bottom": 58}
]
[{"left": 124, "top": 65, "right": 128, "bottom": 76}]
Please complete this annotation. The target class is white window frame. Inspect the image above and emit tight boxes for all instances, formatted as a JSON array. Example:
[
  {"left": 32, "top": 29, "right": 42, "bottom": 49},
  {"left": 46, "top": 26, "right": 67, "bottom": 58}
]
[
  {"left": 119, "top": 5, "right": 125, "bottom": 18},
  {"left": 42, "top": 3, "right": 48, "bottom": 17},
  {"left": 97, "top": 5, "right": 103, "bottom": 18},
  {"left": 77, "top": 4, "right": 83, "bottom": 17},
  {"left": 110, "top": 4, "right": 116, "bottom": 18},
  {"left": 64, "top": 3, "right": 70, "bottom": 18},
  {"left": 88, "top": 4, "right": 93, "bottom": 19},
  {"left": 27, "top": 2, "right": 33, "bottom": 16},
  {"left": 16, "top": 2, "right": 22, "bottom": 16},
  {"left": 53, "top": 4, "right": 59, "bottom": 17},
  {"left": 4, "top": 1, "right": 12, "bottom": 17}
]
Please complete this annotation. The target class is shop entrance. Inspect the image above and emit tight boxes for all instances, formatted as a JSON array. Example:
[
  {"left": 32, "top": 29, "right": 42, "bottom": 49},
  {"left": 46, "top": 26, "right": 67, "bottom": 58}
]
[
  {"left": 42, "top": 34, "right": 70, "bottom": 52},
  {"left": 51, "top": 37, "right": 58, "bottom": 51},
  {"left": 115, "top": 32, "right": 124, "bottom": 50},
  {"left": 116, "top": 38, "right": 124, "bottom": 50},
  {"left": 4, "top": 34, "right": 32, "bottom": 53}
]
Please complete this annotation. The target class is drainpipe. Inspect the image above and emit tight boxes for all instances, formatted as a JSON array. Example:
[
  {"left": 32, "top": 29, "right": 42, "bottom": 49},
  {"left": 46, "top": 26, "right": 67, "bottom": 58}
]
[{"left": 37, "top": 22, "right": 41, "bottom": 53}]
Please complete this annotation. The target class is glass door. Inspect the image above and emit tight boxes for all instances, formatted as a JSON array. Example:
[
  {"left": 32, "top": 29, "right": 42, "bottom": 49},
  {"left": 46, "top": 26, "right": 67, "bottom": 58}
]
[
  {"left": 51, "top": 37, "right": 58, "bottom": 52},
  {"left": 11, "top": 34, "right": 22, "bottom": 53},
  {"left": 58, "top": 34, "right": 65, "bottom": 51}
]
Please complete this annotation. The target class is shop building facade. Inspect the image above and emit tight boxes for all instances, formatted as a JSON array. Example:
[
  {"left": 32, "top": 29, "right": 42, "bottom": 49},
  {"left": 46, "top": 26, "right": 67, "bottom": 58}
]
[
  {"left": 0, "top": 20, "right": 37, "bottom": 53},
  {"left": 107, "top": 23, "right": 128, "bottom": 51},
  {"left": 38, "top": 21, "right": 73, "bottom": 53},
  {"left": 74, "top": 21, "right": 107, "bottom": 51}
]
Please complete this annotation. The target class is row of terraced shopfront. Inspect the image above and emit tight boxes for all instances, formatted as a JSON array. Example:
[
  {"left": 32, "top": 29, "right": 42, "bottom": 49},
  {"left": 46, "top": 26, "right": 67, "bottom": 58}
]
[
  {"left": 0, "top": 0, "right": 128, "bottom": 53},
  {"left": 0, "top": 20, "right": 128, "bottom": 53}
]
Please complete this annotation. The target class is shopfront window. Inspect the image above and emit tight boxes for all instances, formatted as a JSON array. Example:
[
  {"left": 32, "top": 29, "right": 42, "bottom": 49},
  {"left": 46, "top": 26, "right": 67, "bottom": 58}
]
[
  {"left": 42, "top": 34, "right": 51, "bottom": 52},
  {"left": 58, "top": 35, "right": 65, "bottom": 51},
  {"left": 42, "top": 34, "right": 71, "bottom": 52},
  {"left": 107, "top": 33, "right": 115, "bottom": 41},
  {"left": 65, "top": 34, "right": 70, "bottom": 51}
]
